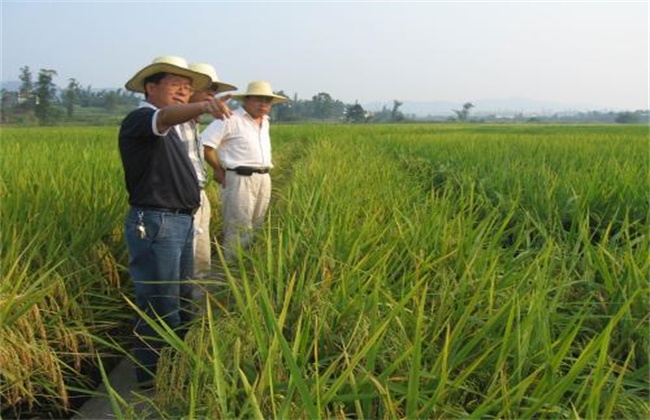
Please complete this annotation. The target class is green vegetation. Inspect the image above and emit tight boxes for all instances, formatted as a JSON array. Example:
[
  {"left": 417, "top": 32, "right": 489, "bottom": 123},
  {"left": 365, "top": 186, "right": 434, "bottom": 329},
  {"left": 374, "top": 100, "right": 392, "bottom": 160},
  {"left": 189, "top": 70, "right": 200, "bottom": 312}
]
[
  {"left": 1, "top": 124, "right": 648, "bottom": 418},
  {"left": 3, "top": 65, "right": 649, "bottom": 125}
]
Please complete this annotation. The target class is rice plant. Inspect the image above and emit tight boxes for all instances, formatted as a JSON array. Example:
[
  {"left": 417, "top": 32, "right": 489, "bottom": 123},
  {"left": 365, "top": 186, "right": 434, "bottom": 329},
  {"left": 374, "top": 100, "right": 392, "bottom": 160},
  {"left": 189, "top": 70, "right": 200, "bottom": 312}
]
[
  {"left": 151, "top": 124, "right": 649, "bottom": 418},
  {"left": 1, "top": 124, "right": 647, "bottom": 418},
  {"left": 1, "top": 127, "right": 130, "bottom": 416}
]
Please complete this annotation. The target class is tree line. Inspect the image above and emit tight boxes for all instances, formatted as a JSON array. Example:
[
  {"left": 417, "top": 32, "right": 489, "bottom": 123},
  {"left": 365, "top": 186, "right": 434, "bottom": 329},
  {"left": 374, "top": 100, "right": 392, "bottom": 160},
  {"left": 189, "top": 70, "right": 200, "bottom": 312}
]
[
  {"left": 1, "top": 66, "right": 646, "bottom": 126},
  {"left": 0, "top": 66, "right": 408, "bottom": 126},
  {"left": 1, "top": 66, "right": 142, "bottom": 125}
]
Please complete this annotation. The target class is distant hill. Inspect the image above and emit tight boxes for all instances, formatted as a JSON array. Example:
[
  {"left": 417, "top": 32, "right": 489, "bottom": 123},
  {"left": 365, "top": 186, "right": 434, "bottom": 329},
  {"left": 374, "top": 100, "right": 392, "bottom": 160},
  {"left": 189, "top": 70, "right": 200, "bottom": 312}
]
[
  {"left": 1, "top": 81, "right": 20, "bottom": 91},
  {"left": 364, "top": 97, "right": 610, "bottom": 118},
  {"left": 3, "top": 80, "right": 630, "bottom": 118}
]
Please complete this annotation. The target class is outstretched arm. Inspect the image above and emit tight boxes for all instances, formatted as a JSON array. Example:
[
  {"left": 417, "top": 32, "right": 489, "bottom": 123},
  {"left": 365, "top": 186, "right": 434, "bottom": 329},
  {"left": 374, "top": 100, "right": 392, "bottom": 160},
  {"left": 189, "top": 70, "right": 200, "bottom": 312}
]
[{"left": 157, "top": 95, "right": 232, "bottom": 133}]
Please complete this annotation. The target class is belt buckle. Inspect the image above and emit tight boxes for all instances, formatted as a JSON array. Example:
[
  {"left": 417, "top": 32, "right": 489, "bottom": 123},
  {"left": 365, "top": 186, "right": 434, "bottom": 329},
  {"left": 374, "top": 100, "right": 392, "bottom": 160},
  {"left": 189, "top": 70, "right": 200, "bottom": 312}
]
[{"left": 234, "top": 166, "right": 255, "bottom": 176}]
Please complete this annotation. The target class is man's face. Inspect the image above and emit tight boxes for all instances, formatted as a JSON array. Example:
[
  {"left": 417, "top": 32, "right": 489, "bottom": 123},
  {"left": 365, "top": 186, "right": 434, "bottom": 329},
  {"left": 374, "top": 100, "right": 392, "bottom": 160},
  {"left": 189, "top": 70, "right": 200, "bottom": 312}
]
[
  {"left": 243, "top": 96, "right": 273, "bottom": 119},
  {"left": 146, "top": 74, "right": 193, "bottom": 107},
  {"left": 190, "top": 86, "right": 219, "bottom": 103}
]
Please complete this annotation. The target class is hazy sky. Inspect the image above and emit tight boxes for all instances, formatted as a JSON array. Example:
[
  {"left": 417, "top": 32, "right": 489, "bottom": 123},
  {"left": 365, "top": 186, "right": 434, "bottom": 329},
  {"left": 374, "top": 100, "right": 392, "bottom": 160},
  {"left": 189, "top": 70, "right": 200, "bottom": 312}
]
[{"left": 2, "top": 0, "right": 648, "bottom": 110}]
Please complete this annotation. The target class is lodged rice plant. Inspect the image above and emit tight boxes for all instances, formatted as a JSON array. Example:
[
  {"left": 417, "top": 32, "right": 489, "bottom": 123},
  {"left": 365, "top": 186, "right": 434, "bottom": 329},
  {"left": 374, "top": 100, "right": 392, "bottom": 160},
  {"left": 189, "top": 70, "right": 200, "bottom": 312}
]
[{"left": 1, "top": 127, "right": 130, "bottom": 416}]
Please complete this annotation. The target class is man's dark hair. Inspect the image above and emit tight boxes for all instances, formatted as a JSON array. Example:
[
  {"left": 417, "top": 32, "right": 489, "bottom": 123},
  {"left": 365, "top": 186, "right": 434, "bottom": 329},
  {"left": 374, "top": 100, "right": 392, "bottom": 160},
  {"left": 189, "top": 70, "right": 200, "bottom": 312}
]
[{"left": 143, "top": 72, "right": 167, "bottom": 97}]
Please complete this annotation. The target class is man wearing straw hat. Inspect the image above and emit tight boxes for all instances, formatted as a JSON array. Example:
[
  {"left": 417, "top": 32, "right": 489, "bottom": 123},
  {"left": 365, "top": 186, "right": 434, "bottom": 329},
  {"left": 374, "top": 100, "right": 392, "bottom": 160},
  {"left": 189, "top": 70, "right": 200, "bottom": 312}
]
[
  {"left": 119, "top": 55, "right": 231, "bottom": 387},
  {"left": 180, "top": 63, "right": 236, "bottom": 297},
  {"left": 202, "top": 80, "right": 288, "bottom": 260}
]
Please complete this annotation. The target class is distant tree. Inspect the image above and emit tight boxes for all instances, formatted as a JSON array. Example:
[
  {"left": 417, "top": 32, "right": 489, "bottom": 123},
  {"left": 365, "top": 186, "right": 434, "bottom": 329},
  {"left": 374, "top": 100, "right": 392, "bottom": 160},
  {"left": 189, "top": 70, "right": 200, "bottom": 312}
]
[
  {"left": 391, "top": 99, "right": 404, "bottom": 122},
  {"left": 312, "top": 92, "right": 334, "bottom": 120},
  {"left": 332, "top": 100, "right": 346, "bottom": 121},
  {"left": 273, "top": 101, "right": 293, "bottom": 121},
  {"left": 373, "top": 105, "right": 390, "bottom": 122},
  {"left": 63, "top": 78, "right": 81, "bottom": 117},
  {"left": 345, "top": 102, "right": 366, "bottom": 123},
  {"left": 271, "top": 89, "right": 296, "bottom": 121},
  {"left": 34, "top": 69, "right": 61, "bottom": 125},
  {"left": 367, "top": 101, "right": 407, "bottom": 123},
  {"left": 1, "top": 89, "right": 12, "bottom": 123},
  {"left": 615, "top": 111, "right": 641, "bottom": 124},
  {"left": 18, "top": 66, "right": 35, "bottom": 109},
  {"left": 78, "top": 85, "right": 94, "bottom": 107},
  {"left": 19, "top": 66, "right": 33, "bottom": 95},
  {"left": 103, "top": 90, "right": 118, "bottom": 111},
  {"left": 453, "top": 102, "right": 474, "bottom": 122},
  {"left": 112, "top": 88, "right": 139, "bottom": 109}
]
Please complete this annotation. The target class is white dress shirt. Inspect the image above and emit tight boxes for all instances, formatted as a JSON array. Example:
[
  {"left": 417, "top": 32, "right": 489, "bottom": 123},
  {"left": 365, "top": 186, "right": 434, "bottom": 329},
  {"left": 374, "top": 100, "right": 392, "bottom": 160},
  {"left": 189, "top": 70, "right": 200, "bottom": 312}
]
[{"left": 200, "top": 107, "right": 273, "bottom": 169}]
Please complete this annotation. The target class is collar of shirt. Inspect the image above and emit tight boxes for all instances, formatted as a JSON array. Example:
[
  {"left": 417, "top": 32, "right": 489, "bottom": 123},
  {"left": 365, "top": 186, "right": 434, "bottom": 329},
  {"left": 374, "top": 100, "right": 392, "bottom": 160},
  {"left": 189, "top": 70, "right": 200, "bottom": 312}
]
[
  {"left": 137, "top": 100, "right": 171, "bottom": 136},
  {"left": 138, "top": 100, "right": 155, "bottom": 109},
  {"left": 235, "top": 106, "right": 270, "bottom": 123}
]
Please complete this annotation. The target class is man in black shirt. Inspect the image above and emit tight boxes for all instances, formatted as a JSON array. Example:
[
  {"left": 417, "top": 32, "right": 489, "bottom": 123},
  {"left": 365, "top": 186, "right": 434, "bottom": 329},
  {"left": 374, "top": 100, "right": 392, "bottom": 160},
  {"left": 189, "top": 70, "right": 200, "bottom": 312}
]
[{"left": 119, "top": 55, "right": 231, "bottom": 387}]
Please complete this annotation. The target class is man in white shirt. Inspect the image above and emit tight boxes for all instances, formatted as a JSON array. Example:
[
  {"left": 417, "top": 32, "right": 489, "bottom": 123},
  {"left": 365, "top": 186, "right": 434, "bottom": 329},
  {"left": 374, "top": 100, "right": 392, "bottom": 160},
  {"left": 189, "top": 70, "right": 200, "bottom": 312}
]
[{"left": 201, "top": 81, "right": 288, "bottom": 259}]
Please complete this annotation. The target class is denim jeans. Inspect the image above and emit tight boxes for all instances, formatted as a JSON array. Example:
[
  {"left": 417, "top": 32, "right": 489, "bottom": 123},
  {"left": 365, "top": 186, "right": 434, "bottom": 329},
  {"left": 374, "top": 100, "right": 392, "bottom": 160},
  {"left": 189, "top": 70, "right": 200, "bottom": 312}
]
[{"left": 124, "top": 207, "right": 196, "bottom": 384}]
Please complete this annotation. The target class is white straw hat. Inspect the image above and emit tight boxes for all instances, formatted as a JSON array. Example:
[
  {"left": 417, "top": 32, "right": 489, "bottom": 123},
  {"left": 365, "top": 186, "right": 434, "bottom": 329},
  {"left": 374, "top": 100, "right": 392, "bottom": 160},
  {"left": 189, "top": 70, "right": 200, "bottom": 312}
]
[
  {"left": 232, "top": 81, "right": 288, "bottom": 104},
  {"left": 125, "top": 56, "right": 212, "bottom": 93},
  {"left": 188, "top": 63, "right": 237, "bottom": 94}
]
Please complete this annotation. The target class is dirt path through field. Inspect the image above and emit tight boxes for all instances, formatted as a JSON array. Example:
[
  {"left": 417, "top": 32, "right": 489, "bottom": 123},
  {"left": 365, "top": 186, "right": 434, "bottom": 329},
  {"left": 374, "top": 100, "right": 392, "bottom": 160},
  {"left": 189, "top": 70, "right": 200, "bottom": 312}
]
[{"left": 71, "top": 358, "right": 153, "bottom": 419}]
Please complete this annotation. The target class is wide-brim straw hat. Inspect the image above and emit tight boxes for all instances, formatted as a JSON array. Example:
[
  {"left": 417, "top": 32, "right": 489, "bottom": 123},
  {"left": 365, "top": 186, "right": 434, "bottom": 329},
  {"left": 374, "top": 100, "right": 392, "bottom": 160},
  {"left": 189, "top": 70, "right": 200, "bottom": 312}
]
[
  {"left": 232, "top": 81, "right": 288, "bottom": 104},
  {"left": 125, "top": 56, "right": 212, "bottom": 93},
  {"left": 188, "top": 63, "right": 237, "bottom": 94}
]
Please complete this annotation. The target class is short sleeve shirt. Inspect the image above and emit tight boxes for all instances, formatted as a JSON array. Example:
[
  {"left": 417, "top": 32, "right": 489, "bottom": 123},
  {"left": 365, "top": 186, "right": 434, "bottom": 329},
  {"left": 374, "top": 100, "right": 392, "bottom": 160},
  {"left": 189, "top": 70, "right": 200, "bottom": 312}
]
[
  {"left": 200, "top": 107, "right": 273, "bottom": 169},
  {"left": 118, "top": 103, "right": 200, "bottom": 210}
]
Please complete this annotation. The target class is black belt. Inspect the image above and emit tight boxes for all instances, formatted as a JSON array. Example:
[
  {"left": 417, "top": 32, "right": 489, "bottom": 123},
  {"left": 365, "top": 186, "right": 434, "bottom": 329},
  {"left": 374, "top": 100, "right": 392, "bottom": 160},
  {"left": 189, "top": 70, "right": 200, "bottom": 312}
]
[
  {"left": 227, "top": 166, "right": 270, "bottom": 176},
  {"left": 134, "top": 206, "right": 196, "bottom": 215}
]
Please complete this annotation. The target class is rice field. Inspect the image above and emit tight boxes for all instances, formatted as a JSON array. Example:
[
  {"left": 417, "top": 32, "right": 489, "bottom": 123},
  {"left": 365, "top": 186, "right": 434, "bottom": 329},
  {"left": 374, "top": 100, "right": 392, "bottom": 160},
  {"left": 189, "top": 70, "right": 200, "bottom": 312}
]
[{"left": 1, "top": 123, "right": 648, "bottom": 418}]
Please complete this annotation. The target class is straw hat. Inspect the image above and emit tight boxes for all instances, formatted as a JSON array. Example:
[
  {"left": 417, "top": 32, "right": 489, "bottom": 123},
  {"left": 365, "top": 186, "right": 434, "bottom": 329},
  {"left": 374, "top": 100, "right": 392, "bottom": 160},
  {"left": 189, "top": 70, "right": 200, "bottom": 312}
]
[
  {"left": 125, "top": 56, "right": 212, "bottom": 93},
  {"left": 232, "top": 81, "right": 288, "bottom": 104},
  {"left": 188, "top": 63, "right": 237, "bottom": 94}
]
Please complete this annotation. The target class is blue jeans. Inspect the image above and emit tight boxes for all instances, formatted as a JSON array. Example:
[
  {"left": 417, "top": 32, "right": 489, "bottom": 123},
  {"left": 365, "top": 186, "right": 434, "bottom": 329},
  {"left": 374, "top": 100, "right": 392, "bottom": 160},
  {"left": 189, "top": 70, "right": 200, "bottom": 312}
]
[{"left": 124, "top": 207, "right": 196, "bottom": 384}]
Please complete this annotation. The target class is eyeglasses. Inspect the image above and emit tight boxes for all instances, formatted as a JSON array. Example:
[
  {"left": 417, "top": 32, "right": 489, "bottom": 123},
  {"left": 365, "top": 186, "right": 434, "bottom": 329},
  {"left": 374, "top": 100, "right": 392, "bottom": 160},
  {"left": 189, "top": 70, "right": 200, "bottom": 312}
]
[{"left": 162, "top": 75, "right": 193, "bottom": 93}]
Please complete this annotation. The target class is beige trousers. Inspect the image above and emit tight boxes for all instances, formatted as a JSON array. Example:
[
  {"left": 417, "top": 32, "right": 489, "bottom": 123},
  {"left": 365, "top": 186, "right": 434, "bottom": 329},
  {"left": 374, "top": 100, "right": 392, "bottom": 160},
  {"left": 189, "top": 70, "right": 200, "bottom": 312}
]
[
  {"left": 193, "top": 189, "right": 212, "bottom": 278},
  {"left": 221, "top": 172, "right": 271, "bottom": 259}
]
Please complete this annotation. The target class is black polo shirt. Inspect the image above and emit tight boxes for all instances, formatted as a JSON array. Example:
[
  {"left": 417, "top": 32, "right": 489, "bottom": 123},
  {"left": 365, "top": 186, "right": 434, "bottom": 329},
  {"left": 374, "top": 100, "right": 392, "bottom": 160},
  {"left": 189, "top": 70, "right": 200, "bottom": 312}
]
[{"left": 119, "top": 106, "right": 200, "bottom": 210}]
